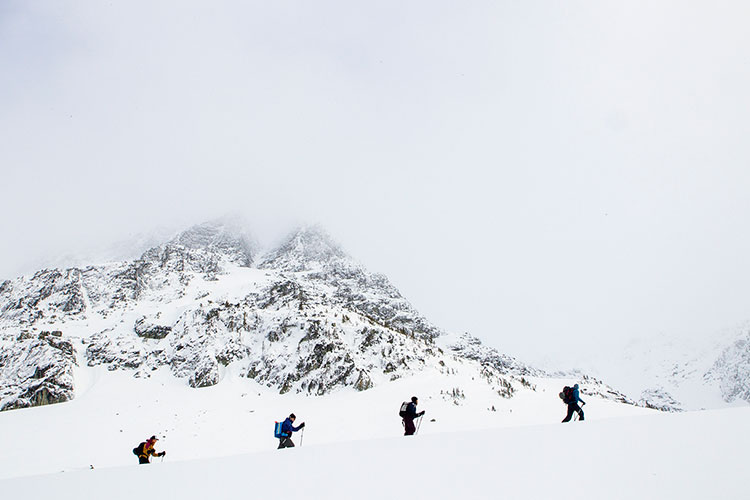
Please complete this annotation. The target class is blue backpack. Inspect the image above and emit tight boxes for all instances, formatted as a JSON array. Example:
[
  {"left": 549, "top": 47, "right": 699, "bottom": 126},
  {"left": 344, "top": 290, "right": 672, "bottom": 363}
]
[{"left": 274, "top": 421, "right": 284, "bottom": 438}]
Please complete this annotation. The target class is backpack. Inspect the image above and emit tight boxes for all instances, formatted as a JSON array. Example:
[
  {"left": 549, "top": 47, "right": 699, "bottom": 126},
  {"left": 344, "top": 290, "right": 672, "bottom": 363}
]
[
  {"left": 274, "top": 421, "right": 284, "bottom": 439},
  {"left": 133, "top": 442, "right": 145, "bottom": 456},
  {"left": 559, "top": 386, "right": 573, "bottom": 404},
  {"left": 399, "top": 401, "right": 410, "bottom": 418}
]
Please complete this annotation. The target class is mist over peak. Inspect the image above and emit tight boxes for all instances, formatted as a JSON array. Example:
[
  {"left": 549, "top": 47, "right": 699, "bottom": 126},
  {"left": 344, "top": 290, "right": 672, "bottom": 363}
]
[
  {"left": 166, "top": 217, "right": 259, "bottom": 265},
  {"left": 258, "top": 225, "right": 351, "bottom": 272}
]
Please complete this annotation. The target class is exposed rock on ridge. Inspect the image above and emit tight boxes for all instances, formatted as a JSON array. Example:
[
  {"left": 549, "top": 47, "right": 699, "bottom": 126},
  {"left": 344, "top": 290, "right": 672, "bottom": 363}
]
[
  {"left": 448, "top": 333, "right": 541, "bottom": 377},
  {"left": 706, "top": 331, "right": 750, "bottom": 403},
  {"left": 0, "top": 331, "right": 76, "bottom": 411}
]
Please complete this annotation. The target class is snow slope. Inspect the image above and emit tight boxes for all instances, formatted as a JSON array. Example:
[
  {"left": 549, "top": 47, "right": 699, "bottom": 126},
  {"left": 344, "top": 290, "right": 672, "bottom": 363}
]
[
  {"left": 0, "top": 383, "right": 746, "bottom": 500},
  {"left": 0, "top": 365, "right": 651, "bottom": 481}
]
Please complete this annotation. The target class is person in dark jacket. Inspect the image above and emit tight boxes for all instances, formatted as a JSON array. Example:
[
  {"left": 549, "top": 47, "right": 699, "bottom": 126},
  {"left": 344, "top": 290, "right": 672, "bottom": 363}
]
[
  {"left": 136, "top": 435, "right": 166, "bottom": 464},
  {"left": 561, "top": 384, "right": 585, "bottom": 422},
  {"left": 278, "top": 413, "right": 305, "bottom": 449},
  {"left": 403, "top": 396, "right": 425, "bottom": 436}
]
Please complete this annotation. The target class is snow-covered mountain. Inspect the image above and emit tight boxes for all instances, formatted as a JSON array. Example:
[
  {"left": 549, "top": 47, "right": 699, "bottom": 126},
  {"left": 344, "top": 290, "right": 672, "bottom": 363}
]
[
  {"left": 705, "top": 329, "right": 750, "bottom": 404},
  {"left": 3, "top": 218, "right": 749, "bottom": 499},
  {"left": 576, "top": 324, "right": 750, "bottom": 412},
  {"left": 1, "top": 219, "right": 747, "bottom": 414},
  {"left": 1, "top": 219, "right": 567, "bottom": 412}
]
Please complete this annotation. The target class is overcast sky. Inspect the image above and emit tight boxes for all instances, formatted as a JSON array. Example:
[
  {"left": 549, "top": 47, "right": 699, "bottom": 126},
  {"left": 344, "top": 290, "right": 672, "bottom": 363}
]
[{"left": 2, "top": 1, "right": 749, "bottom": 369}]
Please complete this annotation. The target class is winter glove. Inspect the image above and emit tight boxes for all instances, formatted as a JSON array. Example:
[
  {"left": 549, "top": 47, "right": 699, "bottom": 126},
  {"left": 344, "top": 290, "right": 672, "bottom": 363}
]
[
  {"left": 299, "top": 422, "right": 305, "bottom": 428},
  {"left": 581, "top": 402, "right": 586, "bottom": 406},
  {"left": 418, "top": 411, "right": 425, "bottom": 417},
  {"left": 160, "top": 451, "right": 166, "bottom": 457}
]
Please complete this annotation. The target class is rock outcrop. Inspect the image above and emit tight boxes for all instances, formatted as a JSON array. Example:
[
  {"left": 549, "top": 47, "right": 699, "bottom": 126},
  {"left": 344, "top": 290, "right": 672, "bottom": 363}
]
[
  {"left": 706, "top": 331, "right": 750, "bottom": 404},
  {"left": 0, "top": 331, "right": 77, "bottom": 411}
]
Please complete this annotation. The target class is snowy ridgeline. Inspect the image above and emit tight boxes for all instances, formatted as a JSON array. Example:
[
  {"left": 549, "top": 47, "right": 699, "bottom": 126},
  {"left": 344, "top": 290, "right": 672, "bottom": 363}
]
[
  {"left": 0, "top": 220, "right": 564, "bottom": 412},
  {"left": 0, "top": 219, "right": 746, "bottom": 413},
  {"left": 602, "top": 325, "right": 750, "bottom": 412}
]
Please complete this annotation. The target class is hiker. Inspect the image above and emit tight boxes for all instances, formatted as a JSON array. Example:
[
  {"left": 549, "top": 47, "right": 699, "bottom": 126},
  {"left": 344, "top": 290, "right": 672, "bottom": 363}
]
[
  {"left": 278, "top": 413, "right": 305, "bottom": 449},
  {"left": 401, "top": 396, "right": 425, "bottom": 436},
  {"left": 561, "top": 384, "right": 585, "bottom": 423},
  {"left": 134, "top": 435, "right": 166, "bottom": 464}
]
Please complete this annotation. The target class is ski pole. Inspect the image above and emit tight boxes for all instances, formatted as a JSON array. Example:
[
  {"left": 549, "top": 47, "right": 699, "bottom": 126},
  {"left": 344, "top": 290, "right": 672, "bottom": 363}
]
[
  {"left": 300, "top": 427, "right": 305, "bottom": 447},
  {"left": 416, "top": 415, "right": 423, "bottom": 435}
]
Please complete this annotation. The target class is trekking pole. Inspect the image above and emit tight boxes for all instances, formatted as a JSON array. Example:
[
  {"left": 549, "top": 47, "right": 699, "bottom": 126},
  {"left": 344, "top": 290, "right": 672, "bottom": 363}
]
[
  {"left": 416, "top": 415, "right": 424, "bottom": 435},
  {"left": 300, "top": 427, "right": 305, "bottom": 447}
]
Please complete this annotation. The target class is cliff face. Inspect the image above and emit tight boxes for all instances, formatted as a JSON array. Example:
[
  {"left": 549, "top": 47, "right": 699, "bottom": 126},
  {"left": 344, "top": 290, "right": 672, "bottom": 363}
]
[{"left": 0, "top": 331, "right": 76, "bottom": 410}]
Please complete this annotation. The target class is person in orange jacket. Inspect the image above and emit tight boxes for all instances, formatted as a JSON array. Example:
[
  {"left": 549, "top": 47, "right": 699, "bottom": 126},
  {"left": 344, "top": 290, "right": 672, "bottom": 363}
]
[{"left": 134, "top": 435, "right": 166, "bottom": 464}]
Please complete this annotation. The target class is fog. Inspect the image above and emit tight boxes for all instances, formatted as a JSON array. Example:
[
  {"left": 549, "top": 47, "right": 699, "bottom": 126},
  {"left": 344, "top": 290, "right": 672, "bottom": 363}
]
[{"left": 2, "top": 1, "right": 750, "bottom": 368}]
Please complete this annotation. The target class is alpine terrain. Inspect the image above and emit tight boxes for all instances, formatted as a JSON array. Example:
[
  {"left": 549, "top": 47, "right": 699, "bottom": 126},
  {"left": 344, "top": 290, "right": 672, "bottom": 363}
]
[
  {"left": 0, "top": 220, "right": 747, "bottom": 499},
  {"left": 0, "top": 219, "right": 632, "bottom": 413}
]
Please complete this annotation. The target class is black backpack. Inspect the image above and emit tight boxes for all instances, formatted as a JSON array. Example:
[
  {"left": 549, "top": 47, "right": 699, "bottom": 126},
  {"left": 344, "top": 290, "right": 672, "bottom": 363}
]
[
  {"left": 133, "top": 442, "right": 145, "bottom": 456},
  {"left": 559, "top": 386, "right": 573, "bottom": 404},
  {"left": 398, "top": 401, "right": 410, "bottom": 418}
]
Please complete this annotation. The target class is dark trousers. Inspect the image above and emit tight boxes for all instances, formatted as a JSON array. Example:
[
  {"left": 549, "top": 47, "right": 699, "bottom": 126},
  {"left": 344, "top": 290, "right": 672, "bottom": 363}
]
[
  {"left": 562, "top": 403, "right": 584, "bottom": 422},
  {"left": 278, "top": 437, "right": 295, "bottom": 449},
  {"left": 138, "top": 456, "right": 150, "bottom": 464},
  {"left": 403, "top": 418, "right": 416, "bottom": 436}
]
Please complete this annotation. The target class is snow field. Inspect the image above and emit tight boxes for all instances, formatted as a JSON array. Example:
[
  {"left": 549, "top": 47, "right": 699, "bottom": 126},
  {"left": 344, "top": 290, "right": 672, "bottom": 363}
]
[
  {"left": 2, "top": 349, "right": 746, "bottom": 499},
  {"left": 1, "top": 405, "right": 748, "bottom": 500},
  {"left": 2, "top": 363, "right": 652, "bottom": 480}
]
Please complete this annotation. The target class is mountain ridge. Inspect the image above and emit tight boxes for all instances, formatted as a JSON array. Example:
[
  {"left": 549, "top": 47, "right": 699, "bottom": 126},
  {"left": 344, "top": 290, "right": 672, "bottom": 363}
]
[{"left": 2, "top": 219, "right": 739, "bottom": 413}]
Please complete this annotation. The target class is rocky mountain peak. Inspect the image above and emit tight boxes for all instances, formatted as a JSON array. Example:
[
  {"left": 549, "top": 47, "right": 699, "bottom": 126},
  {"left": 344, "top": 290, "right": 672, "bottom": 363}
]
[
  {"left": 134, "top": 219, "right": 258, "bottom": 283},
  {"left": 259, "top": 226, "right": 350, "bottom": 272},
  {"left": 167, "top": 218, "right": 257, "bottom": 265}
]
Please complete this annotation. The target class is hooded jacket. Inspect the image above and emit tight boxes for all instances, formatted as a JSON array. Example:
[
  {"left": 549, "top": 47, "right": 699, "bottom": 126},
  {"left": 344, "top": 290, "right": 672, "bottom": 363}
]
[{"left": 280, "top": 418, "right": 302, "bottom": 438}]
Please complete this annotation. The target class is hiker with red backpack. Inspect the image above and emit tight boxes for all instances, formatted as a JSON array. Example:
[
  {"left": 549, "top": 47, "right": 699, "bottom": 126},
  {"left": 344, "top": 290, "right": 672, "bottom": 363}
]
[
  {"left": 276, "top": 413, "right": 305, "bottom": 449},
  {"left": 560, "top": 384, "right": 585, "bottom": 422},
  {"left": 133, "top": 435, "right": 166, "bottom": 464},
  {"left": 399, "top": 396, "right": 425, "bottom": 436}
]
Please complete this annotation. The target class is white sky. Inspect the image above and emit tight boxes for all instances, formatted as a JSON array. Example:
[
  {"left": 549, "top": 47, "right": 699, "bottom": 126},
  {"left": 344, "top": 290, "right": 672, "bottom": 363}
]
[{"left": 2, "top": 1, "right": 750, "bottom": 368}]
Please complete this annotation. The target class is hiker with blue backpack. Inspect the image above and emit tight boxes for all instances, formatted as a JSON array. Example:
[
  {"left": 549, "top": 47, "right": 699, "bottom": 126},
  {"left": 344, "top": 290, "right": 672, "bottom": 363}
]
[
  {"left": 560, "top": 384, "right": 585, "bottom": 422},
  {"left": 399, "top": 396, "right": 425, "bottom": 436},
  {"left": 275, "top": 413, "right": 305, "bottom": 449}
]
